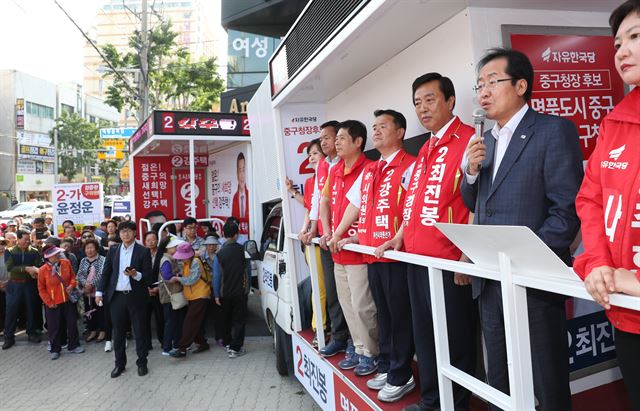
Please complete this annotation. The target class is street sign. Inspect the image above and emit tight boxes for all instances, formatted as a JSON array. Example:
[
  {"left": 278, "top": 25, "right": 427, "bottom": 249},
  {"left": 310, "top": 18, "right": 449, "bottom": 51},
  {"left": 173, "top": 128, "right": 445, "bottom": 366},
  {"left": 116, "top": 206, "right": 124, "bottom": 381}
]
[
  {"left": 98, "top": 150, "right": 125, "bottom": 160},
  {"left": 101, "top": 138, "right": 128, "bottom": 150},
  {"left": 99, "top": 127, "right": 136, "bottom": 139}
]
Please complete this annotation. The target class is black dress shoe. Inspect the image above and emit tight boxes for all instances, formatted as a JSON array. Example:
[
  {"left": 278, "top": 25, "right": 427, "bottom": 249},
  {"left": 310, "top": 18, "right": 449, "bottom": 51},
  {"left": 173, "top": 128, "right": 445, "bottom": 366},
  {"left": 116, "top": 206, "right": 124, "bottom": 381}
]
[
  {"left": 402, "top": 404, "right": 439, "bottom": 411},
  {"left": 137, "top": 364, "right": 148, "bottom": 376},
  {"left": 27, "top": 334, "right": 42, "bottom": 343},
  {"left": 192, "top": 344, "right": 210, "bottom": 354},
  {"left": 2, "top": 339, "right": 15, "bottom": 350},
  {"left": 111, "top": 366, "right": 125, "bottom": 378}
]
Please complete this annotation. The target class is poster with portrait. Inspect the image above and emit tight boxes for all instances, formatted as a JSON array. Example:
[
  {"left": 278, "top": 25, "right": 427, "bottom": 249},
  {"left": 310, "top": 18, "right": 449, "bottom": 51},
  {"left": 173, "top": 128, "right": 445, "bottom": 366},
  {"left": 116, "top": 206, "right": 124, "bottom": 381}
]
[{"left": 208, "top": 144, "right": 250, "bottom": 242}]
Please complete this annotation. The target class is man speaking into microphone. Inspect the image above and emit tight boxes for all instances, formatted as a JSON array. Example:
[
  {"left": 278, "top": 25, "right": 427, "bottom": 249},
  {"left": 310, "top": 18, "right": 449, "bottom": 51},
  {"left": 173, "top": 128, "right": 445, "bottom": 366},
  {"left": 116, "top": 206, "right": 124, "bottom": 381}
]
[{"left": 461, "top": 48, "right": 583, "bottom": 410}]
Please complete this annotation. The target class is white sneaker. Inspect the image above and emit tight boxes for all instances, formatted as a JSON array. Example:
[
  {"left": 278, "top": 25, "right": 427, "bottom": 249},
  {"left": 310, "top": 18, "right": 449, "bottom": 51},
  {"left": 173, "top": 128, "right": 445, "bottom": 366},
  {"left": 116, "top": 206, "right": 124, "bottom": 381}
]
[
  {"left": 377, "top": 376, "right": 416, "bottom": 402},
  {"left": 104, "top": 341, "right": 112, "bottom": 352},
  {"left": 366, "top": 372, "right": 388, "bottom": 390}
]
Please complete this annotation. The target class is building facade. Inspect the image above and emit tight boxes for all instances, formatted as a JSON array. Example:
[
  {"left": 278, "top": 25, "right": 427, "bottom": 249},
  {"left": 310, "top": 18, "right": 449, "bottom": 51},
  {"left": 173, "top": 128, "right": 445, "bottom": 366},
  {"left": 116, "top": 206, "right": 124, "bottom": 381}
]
[{"left": 0, "top": 70, "right": 118, "bottom": 206}]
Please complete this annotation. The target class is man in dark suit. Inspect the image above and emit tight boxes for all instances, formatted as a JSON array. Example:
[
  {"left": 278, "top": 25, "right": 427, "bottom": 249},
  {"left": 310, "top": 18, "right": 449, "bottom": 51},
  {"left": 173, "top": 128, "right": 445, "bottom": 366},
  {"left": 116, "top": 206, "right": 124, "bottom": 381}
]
[
  {"left": 461, "top": 48, "right": 584, "bottom": 411},
  {"left": 95, "top": 221, "right": 152, "bottom": 378}
]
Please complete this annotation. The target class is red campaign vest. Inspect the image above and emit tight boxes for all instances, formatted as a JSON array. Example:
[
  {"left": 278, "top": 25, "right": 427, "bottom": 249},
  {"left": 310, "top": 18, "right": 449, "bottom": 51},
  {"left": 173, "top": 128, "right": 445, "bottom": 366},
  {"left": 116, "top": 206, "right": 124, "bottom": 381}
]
[
  {"left": 403, "top": 117, "right": 474, "bottom": 259},
  {"left": 316, "top": 160, "right": 331, "bottom": 236},
  {"left": 358, "top": 150, "right": 416, "bottom": 263},
  {"left": 330, "top": 153, "right": 372, "bottom": 265},
  {"left": 304, "top": 175, "right": 315, "bottom": 211}
]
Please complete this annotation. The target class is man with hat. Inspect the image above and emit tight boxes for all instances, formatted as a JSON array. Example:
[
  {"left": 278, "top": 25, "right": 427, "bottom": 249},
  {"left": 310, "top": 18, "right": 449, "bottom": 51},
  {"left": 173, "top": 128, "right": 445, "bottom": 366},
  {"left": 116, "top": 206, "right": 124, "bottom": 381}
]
[{"left": 6, "top": 220, "right": 17, "bottom": 233}]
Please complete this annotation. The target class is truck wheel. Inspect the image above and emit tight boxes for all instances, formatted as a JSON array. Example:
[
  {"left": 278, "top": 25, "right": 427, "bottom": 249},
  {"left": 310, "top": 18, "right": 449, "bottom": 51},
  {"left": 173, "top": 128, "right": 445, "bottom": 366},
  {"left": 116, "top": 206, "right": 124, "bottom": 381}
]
[{"left": 274, "top": 322, "right": 291, "bottom": 376}]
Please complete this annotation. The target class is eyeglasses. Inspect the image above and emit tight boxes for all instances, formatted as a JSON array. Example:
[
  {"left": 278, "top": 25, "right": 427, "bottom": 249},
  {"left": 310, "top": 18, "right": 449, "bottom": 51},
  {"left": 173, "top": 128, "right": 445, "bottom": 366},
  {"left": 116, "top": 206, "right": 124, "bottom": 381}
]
[
  {"left": 82, "top": 235, "right": 92, "bottom": 239},
  {"left": 473, "top": 78, "right": 514, "bottom": 94}
]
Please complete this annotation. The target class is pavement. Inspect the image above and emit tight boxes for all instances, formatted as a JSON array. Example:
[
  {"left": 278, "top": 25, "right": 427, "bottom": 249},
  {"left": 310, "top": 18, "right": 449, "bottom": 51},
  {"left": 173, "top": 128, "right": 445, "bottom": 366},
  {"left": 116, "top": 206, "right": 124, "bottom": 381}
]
[{"left": 0, "top": 294, "right": 321, "bottom": 411}]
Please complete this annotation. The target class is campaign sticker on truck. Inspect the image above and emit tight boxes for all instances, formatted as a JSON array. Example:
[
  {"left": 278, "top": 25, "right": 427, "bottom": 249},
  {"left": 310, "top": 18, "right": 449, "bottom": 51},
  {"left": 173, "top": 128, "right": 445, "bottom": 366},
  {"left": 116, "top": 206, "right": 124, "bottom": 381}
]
[{"left": 292, "top": 333, "right": 335, "bottom": 411}]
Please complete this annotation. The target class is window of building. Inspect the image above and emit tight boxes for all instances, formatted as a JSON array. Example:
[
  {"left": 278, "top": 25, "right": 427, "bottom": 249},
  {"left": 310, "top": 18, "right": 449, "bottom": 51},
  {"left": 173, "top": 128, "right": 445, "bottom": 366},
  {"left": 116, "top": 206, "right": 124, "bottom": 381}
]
[
  {"left": 61, "top": 103, "right": 75, "bottom": 115},
  {"left": 26, "top": 101, "right": 54, "bottom": 119}
]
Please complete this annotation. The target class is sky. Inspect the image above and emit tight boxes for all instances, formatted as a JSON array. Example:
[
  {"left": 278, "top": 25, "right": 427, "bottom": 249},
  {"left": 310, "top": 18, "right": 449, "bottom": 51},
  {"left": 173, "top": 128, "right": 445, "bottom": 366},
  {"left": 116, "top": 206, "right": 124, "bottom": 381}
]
[
  {"left": 0, "top": 0, "right": 103, "bottom": 84},
  {"left": 0, "top": 0, "right": 224, "bottom": 85}
]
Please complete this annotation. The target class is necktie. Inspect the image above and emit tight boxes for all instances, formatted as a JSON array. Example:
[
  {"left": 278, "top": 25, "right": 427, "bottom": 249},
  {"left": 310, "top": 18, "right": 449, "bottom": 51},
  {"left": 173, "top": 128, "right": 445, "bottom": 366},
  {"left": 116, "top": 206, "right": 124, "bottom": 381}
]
[{"left": 427, "top": 136, "right": 438, "bottom": 157}]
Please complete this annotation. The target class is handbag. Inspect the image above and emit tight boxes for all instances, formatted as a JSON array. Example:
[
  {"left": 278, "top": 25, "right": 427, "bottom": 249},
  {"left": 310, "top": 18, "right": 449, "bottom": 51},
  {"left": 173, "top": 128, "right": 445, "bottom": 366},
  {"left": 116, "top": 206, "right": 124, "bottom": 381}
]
[
  {"left": 162, "top": 280, "right": 187, "bottom": 310},
  {"left": 52, "top": 263, "right": 82, "bottom": 304}
]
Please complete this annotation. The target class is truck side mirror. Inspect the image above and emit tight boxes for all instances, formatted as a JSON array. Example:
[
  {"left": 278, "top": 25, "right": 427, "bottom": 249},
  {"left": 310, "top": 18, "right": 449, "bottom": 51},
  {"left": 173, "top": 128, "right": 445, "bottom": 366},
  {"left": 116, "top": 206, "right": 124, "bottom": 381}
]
[{"left": 244, "top": 240, "right": 260, "bottom": 260}]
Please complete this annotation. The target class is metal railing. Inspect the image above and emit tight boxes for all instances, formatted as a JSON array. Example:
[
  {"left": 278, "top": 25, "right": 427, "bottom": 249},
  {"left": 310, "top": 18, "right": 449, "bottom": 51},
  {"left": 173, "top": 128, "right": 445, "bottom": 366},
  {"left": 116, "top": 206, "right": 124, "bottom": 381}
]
[
  {"left": 138, "top": 217, "right": 226, "bottom": 242},
  {"left": 286, "top": 233, "right": 640, "bottom": 411}
]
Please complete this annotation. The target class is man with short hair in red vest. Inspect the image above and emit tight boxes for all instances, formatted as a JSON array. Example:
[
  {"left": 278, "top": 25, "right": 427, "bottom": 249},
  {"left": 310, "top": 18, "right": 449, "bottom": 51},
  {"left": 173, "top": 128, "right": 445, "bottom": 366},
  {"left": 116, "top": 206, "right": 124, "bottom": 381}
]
[
  {"left": 376, "top": 73, "right": 477, "bottom": 411},
  {"left": 333, "top": 109, "right": 417, "bottom": 402},
  {"left": 319, "top": 120, "right": 377, "bottom": 375}
]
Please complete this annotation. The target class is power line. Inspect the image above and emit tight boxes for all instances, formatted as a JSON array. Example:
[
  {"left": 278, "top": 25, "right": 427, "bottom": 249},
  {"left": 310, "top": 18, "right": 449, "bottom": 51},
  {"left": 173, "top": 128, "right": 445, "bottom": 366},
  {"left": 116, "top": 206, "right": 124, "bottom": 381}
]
[{"left": 53, "top": 0, "right": 139, "bottom": 98}]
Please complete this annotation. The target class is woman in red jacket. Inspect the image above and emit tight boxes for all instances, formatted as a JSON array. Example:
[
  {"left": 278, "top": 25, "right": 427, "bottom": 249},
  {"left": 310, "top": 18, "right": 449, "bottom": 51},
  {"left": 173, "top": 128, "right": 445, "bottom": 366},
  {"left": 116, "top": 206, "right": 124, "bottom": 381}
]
[
  {"left": 574, "top": 2, "right": 640, "bottom": 408},
  {"left": 38, "top": 245, "right": 85, "bottom": 360}
]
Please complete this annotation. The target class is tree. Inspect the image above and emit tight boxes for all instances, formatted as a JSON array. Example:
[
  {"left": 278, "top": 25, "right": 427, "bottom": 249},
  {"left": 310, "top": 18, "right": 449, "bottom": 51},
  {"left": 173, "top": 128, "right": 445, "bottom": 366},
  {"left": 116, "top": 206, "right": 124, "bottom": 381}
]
[
  {"left": 51, "top": 113, "right": 100, "bottom": 182},
  {"left": 98, "top": 160, "right": 121, "bottom": 191},
  {"left": 101, "top": 20, "right": 224, "bottom": 117}
]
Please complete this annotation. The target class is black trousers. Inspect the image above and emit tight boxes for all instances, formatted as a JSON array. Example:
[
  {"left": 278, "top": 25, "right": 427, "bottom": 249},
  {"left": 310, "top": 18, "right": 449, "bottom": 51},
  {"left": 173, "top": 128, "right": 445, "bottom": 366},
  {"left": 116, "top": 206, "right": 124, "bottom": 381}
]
[
  {"left": 145, "top": 294, "right": 164, "bottom": 347},
  {"left": 320, "top": 247, "right": 349, "bottom": 341},
  {"left": 212, "top": 302, "right": 227, "bottom": 343},
  {"left": 4, "top": 280, "right": 37, "bottom": 339},
  {"left": 110, "top": 292, "right": 148, "bottom": 368},
  {"left": 407, "top": 264, "right": 477, "bottom": 410},
  {"left": 479, "top": 281, "right": 571, "bottom": 411},
  {"left": 0, "top": 290, "right": 5, "bottom": 331},
  {"left": 368, "top": 262, "right": 414, "bottom": 386},
  {"left": 222, "top": 294, "right": 248, "bottom": 351},
  {"left": 83, "top": 296, "right": 105, "bottom": 333},
  {"left": 162, "top": 303, "right": 187, "bottom": 352},
  {"left": 616, "top": 329, "right": 640, "bottom": 411},
  {"left": 45, "top": 302, "right": 79, "bottom": 353}
]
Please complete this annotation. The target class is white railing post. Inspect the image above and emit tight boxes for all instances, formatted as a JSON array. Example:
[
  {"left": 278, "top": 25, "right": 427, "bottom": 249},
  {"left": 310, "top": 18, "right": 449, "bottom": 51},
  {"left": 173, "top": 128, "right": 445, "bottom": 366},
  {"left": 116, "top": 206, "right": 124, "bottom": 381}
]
[
  {"left": 498, "top": 252, "right": 536, "bottom": 410},
  {"left": 307, "top": 242, "right": 326, "bottom": 350},
  {"left": 427, "top": 266, "right": 455, "bottom": 411}
]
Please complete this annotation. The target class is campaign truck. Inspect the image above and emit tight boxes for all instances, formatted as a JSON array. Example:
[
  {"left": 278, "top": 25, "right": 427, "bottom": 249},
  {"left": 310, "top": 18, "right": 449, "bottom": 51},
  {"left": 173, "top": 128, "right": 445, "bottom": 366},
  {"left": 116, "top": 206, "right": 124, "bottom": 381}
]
[{"left": 246, "top": 1, "right": 640, "bottom": 410}]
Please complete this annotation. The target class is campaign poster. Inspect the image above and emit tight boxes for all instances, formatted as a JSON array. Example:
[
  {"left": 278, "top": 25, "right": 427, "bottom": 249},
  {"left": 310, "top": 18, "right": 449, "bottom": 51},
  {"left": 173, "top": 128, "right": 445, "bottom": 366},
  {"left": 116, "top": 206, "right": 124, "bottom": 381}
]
[
  {"left": 133, "top": 156, "right": 173, "bottom": 221},
  {"left": 52, "top": 183, "right": 104, "bottom": 234},
  {"left": 208, "top": 145, "right": 250, "bottom": 242},
  {"left": 174, "top": 168, "right": 207, "bottom": 220},
  {"left": 510, "top": 34, "right": 626, "bottom": 160}
]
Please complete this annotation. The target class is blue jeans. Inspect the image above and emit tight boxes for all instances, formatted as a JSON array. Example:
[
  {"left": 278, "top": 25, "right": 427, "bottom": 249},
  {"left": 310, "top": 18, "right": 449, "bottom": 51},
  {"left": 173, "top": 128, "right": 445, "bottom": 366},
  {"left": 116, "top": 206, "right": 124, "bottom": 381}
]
[
  {"left": 4, "top": 280, "right": 38, "bottom": 340},
  {"left": 162, "top": 303, "right": 187, "bottom": 352}
]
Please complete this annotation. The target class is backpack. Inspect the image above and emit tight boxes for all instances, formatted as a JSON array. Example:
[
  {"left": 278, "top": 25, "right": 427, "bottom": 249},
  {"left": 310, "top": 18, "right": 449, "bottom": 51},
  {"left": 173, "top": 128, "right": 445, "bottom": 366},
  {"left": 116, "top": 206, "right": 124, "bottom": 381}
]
[{"left": 196, "top": 257, "right": 213, "bottom": 284}]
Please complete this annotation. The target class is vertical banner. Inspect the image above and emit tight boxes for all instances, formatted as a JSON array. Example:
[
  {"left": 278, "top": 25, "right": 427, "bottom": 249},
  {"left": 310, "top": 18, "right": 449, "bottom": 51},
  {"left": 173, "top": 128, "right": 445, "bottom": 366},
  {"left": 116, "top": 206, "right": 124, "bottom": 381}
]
[
  {"left": 510, "top": 34, "right": 626, "bottom": 160},
  {"left": 174, "top": 168, "right": 207, "bottom": 219},
  {"left": 208, "top": 145, "right": 250, "bottom": 242},
  {"left": 133, "top": 156, "right": 173, "bottom": 221},
  {"left": 292, "top": 333, "right": 335, "bottom": 411},
  {"left": 52, "top": 183, "right": 104, "bottom": 234},
  {"left": 511, "top": 33, "right": 626, "bottom": 376},
  {"left": 278, "top": 104, "right": 326, "bottom": 283}
]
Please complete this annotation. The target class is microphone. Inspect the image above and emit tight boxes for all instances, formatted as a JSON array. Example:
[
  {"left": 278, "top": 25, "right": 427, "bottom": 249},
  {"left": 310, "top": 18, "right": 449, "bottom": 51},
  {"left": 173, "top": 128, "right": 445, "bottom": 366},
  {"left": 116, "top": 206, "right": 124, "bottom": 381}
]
[{"left": 472, "top": 108, "right": 486, "bottom": 172}]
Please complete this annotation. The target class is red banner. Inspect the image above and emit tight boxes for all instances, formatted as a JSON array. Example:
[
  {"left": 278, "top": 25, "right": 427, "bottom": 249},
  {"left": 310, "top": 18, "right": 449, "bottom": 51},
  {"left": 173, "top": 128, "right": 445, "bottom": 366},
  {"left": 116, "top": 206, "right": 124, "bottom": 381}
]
[
  {"left": 333, "top": 374, "right": 375, "bottom": 411},
  {"left": 511, "top": 34, "right": 626, "bottom": 160},
  {"left": 174, "top": 168, "right": 207, "bottom": 219},
  {"left": 133, "top": 156, "right": 173, "bottom": 220}
]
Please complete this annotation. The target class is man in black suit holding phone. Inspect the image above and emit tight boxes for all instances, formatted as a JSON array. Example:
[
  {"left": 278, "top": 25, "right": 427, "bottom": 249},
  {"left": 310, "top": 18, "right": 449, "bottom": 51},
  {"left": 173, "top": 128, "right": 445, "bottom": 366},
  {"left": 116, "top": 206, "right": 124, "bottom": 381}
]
[{"left": 95, "top": 221, "right": 152, "bottom": 378}]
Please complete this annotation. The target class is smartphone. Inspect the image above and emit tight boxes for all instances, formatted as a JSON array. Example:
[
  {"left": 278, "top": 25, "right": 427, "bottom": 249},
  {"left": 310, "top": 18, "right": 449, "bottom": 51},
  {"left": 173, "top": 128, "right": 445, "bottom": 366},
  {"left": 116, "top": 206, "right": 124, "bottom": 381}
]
[
  {"left": 125, "top": 266, "right": 135, "bottom": 272},
  {"left": 35, "top": 230, "right": 47, "bottom": 240}
]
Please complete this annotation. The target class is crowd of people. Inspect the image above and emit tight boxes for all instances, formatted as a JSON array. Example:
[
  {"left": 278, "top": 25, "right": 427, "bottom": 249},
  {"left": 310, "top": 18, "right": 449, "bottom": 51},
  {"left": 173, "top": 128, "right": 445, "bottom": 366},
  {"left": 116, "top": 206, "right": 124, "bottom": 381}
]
[
  {"left": 0, "top": 213, "right": 251, "bottom": 378},
  {"left": 284, "top": 2, "right": 640, "bottom": 410}
]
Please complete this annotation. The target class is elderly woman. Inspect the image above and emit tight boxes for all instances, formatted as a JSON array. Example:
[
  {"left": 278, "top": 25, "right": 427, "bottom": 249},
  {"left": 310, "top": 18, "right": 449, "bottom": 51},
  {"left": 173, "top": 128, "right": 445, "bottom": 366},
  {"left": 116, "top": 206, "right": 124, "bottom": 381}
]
[
  {"left": 169, "top": 242, "right": 211, "bottom": 358},
  {"left": 574, "top": 2, "right": 640, "bottom": 408},
  {"left": 76, "top": 239, "right": 107, "bottom": 343},
  {"left": 157, "top": 236, "right": 188, "bottom": 355},
  {"left": 37, "top": 245, "right": 85, "bottom": 360}
]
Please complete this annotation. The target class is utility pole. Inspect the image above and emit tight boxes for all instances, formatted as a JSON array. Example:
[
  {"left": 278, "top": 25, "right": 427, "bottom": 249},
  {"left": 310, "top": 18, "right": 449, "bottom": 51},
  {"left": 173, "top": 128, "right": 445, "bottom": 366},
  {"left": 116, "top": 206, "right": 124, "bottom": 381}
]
[{"left": 139, "top": 0, "right": 149, "bottom": 124}]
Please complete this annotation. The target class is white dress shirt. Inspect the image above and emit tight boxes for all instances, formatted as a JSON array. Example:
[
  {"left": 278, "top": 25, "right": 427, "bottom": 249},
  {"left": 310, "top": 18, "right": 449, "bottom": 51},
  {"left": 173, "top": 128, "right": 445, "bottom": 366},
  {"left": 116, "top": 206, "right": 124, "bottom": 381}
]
[
  {"left": 346, "top": 149, "right": 415, "bottom": 208},
  {"left": 95, "top": 242, "right": 142, "bottom": 297},
  {"left": 463, "top": 104, "right": 529, "bottom": 184}
]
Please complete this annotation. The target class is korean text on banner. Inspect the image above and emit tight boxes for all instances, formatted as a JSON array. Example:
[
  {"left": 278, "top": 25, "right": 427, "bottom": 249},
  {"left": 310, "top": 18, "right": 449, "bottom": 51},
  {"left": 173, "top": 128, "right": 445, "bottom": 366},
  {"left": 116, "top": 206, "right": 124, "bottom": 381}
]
[
  {"left": 52, "top": 183, "right": 104, "bottom": 235},
  {"left": 292, "top": 333, "right": 335, "bottom": 411}
]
